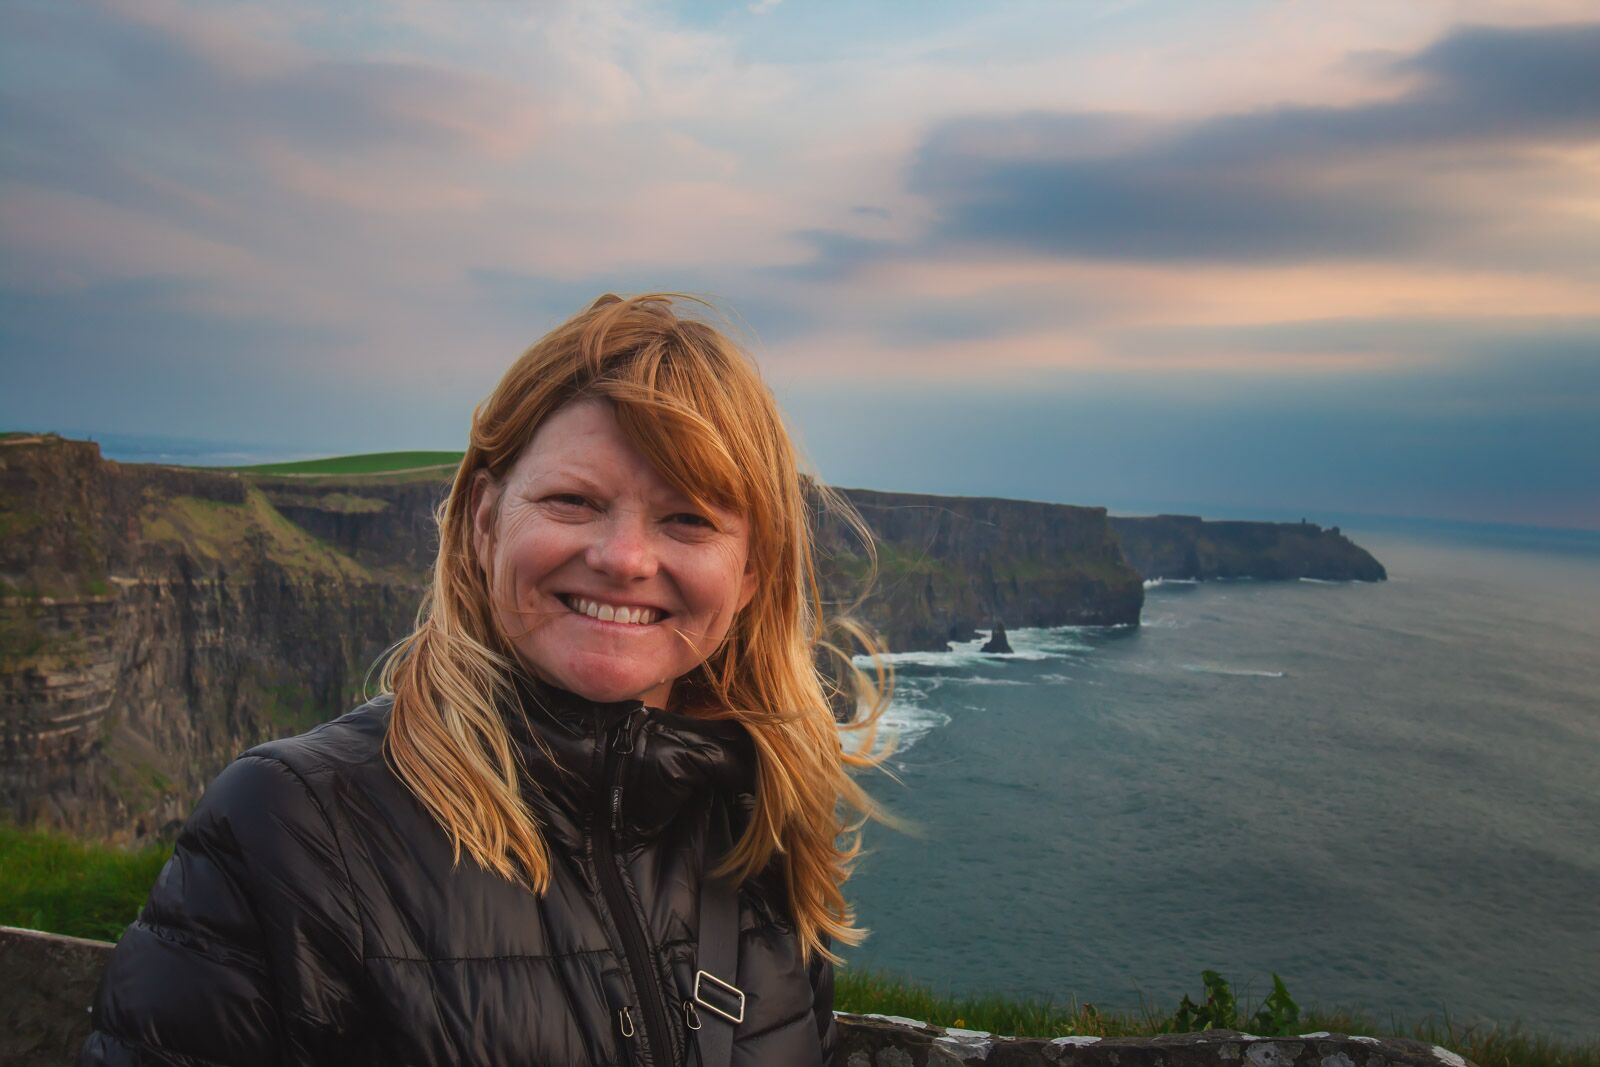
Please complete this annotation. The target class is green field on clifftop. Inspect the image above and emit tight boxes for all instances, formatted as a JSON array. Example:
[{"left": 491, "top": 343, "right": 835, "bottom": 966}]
[{"left": 231, "top": 451, "right": 463, "bottom": 475}]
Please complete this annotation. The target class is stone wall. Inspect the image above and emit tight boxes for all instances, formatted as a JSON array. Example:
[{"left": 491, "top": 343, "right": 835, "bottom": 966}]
[{"left": 0, "top": 926, "right": 1475, "bottom": 1067}]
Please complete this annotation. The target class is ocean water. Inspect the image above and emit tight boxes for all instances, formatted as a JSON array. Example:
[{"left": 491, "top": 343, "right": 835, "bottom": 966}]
[
  {"left": 843, "top": 525, "right": 1600, "bottom": 1040},
  {"left": 47, "top": 429, "right": 327, "bottom": 468}
]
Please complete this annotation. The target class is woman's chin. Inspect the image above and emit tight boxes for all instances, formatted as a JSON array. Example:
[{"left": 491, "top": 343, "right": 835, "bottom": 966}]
[{"left": 539, "top": 661, "right": 674, "bottom": 708}]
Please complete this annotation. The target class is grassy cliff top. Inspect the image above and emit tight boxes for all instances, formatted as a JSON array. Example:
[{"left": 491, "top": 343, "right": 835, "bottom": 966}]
[{"left": 229, "top": 451, "right": 463, "bottom": 476}]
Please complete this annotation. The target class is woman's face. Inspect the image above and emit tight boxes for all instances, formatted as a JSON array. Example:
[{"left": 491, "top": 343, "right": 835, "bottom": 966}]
[{"left": 471, "top": 398, "right": 758, "bottom": 708}]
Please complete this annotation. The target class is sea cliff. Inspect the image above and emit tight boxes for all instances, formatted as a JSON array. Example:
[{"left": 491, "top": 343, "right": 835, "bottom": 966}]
[
  {"left": 0, "top": 436, "right": 415, "bottom": 841},
  {"left": 1, "top": 434, "right": 1382, "bottom": 842},
  {"left": 1111, "top": 514, "right": 1387, "bottom": 582}
]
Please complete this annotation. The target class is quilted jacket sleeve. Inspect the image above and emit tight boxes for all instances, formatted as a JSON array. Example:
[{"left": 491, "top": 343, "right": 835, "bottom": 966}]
[
  {"left": 811, "top": 939, "right": 838, "bottom": 1066},
  {"left": 79, "top": 754, "right": 365, "bottom": 1066}
]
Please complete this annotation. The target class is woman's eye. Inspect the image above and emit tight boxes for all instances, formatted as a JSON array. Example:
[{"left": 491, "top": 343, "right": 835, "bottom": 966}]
[
  {"left": 544, "top": 494, "right": 592, "bottom": 509},
  {"left": 667, "top": 512, "right": 716, "bottom": 529}
]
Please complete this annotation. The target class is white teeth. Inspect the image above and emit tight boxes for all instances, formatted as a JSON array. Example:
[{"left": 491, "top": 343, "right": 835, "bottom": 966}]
[{"left": 567, "top": 597, "right": 656, "bottom": 625}]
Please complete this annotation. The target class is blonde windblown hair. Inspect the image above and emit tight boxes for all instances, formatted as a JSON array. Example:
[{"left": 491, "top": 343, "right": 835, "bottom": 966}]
[{"left": 379, "top": 293, "right": 890, "bottom": 963}]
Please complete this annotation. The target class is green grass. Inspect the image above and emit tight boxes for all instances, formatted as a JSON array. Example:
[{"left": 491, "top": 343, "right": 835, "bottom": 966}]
[
  {"left": 138, "top": 489, "right": 369, "bottom": 580},
  {"left": 0, "top": 825, "right": 171, "bottom": 942},
  {"left": 229, "top": 451, "right": 463, "bottom": 475},
  {"left": 2, "top": 824, "right": 1592, "bottom": 1065}
]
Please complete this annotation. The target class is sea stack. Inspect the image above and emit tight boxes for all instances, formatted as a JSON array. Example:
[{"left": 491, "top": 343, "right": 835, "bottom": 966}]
[{"left": 981, "top": 622, "right": 1013, "bottom": 654}]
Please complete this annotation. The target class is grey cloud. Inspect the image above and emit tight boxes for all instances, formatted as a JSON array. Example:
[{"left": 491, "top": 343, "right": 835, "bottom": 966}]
[
  {"left": 899, "top": 21, "right": 1600, "bottom": 263},
  {"left": 1397, "top": 21, "right": 1600, "bottom": 130},
  {"left": 0, "top": 4, "right": 523, "bottom": 225}
]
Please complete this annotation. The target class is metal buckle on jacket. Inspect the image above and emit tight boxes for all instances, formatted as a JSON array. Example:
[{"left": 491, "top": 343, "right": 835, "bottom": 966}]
[{"left": 692, "top": 969, "right": 745, "bottom": 1025}]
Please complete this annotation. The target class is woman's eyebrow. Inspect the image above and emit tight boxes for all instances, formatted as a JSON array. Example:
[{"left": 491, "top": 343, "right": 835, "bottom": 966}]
[{"left": 528, "top": 468, "right": 607, "bottom": 496}]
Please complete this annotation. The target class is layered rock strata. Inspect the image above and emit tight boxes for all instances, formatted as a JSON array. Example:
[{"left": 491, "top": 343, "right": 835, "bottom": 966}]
[{"left": 1, "top": 436, "right": 423, "bottom": 842}]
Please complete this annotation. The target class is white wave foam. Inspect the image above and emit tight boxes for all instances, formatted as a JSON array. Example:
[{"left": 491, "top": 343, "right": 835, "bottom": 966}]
[
  {"left": 1180, "top": 663, "right": 1286, "bottom": 678},
  {"left": 841, "top": 698, "right": 951, "bottom": 758},
  {"left": 853, "top": 625, "right": 1099, "bottom": 669},
  {"left": 857, "top": 648, "right": 986, "bottom": 669},
  {"left": 1006, "top": 627, "right": 1094, "bottom": 657},
  {"left": 1298, "top": 577, "right": 1337, "bottom": 584},
  {"left": 1144, "top": 577, "right": 1199, "bottom": 588},
  {"left": 855, "top": 633, "right": 992, "bottom": 670}
]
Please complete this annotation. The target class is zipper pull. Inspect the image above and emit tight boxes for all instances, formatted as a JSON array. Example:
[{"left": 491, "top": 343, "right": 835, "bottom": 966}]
[
  {"left": 684, "top": 998, "right": 702, "bottom": 1031},
  {"left": 617, "top": 1005, "right": 636, "bottom": 1039},
  {"left": 612, "top": 713, "right": 637, "bottom": 754}
]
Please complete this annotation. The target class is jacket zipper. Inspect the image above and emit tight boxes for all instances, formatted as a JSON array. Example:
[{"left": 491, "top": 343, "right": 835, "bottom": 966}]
[{"left": 595, "top": 710, "right": 677, "bottom": 1066}]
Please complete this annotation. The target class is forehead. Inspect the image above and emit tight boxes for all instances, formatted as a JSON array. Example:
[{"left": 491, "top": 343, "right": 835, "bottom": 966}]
[{"left": 506, "top": 399, "right": 682, "bottom": 497}]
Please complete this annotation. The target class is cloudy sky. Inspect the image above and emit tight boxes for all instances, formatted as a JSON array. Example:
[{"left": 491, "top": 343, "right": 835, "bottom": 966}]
[{"left": 3, "top": 0, "right": 1597, "bottom": 529}]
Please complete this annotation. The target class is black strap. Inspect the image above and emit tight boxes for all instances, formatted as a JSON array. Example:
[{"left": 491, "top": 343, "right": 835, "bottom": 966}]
[{"left": 692, "top": 801, "right": 741, "bottom": 1067}]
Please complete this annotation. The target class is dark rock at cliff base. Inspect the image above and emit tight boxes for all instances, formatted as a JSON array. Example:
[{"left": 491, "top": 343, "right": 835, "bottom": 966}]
[
  {"left": 981, "top": 622, "right": 1013, "bottom": 654},
  {"left": 1110, "top": 514, "right": 1386, "bottom": 582}
]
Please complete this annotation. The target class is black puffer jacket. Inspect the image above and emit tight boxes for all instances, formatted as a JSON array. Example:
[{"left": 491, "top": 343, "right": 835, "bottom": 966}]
[{"left": 81, "top": 682, "right": 837, "bottom": 1066}]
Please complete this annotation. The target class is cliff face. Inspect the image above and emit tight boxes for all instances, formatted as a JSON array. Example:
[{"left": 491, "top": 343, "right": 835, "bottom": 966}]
[
  {"left": 0, "top": 436, "right": 424, "bottom": 842},
  {"left": 1110, "top": 514, "right": 1387, "bottom": 582},
  {"left": 823, "top": 488, "right": 1143, "bottom": 650}
]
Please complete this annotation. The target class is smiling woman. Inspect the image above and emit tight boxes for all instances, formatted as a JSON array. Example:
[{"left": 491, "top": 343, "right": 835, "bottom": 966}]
[{"left": 80, "top": 294, "right": 892, "bottom": 1067}]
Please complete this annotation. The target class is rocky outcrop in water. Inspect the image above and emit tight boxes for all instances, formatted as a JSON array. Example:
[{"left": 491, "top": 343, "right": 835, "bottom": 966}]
[
  {"left": 981, "top": 622, "right": 1012, "bottom": 654},
  {"left": 1110, "top": 514, "right": 1386, "bottom": 582}
]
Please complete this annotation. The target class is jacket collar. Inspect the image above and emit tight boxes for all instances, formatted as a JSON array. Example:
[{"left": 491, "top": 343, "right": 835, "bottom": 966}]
[{"left": 504, "top": 675, "right": 756, "bottom": 851}]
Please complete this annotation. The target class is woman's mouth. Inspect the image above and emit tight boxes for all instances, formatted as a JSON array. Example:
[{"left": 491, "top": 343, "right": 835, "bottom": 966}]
[{"left": 559, "top": 594, "right": 664, "bottom": 626}]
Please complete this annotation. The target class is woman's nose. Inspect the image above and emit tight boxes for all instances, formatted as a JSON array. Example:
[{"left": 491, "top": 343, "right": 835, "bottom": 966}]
[{"left": 585, "top": 511, "right": 658, "bottom": 580}]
